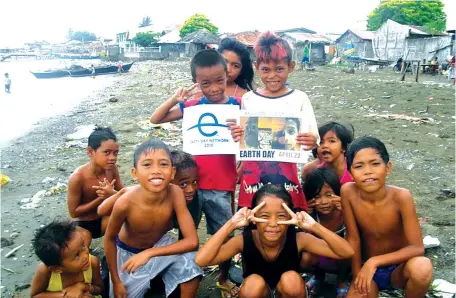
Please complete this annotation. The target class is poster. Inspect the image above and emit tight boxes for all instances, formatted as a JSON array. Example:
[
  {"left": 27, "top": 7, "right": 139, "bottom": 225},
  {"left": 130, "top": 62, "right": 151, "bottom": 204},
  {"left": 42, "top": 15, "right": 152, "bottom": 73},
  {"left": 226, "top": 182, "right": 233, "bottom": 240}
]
[
  {"left": 182, "top": 104, "right": 239, "bottom": 155},
  {"left": 237, "top": 110, "right": 312, "bottom": 163}
]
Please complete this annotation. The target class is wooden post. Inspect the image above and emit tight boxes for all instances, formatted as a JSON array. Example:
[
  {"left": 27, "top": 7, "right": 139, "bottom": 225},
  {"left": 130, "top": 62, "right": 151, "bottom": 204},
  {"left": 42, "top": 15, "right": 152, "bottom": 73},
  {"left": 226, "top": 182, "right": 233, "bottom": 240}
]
[
  {"left": 415, "top": 61, "right": 421, "bottom": 82},
  {"left": 400, "top": 60, "right": 406, "bottom": 81}
]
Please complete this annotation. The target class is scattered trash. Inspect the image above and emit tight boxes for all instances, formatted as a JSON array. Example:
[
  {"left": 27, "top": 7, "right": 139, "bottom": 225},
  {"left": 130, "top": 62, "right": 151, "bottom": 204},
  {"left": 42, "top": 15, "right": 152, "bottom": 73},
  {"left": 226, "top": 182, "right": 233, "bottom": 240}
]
[
  {"left": 1, "top": 237, "right": 13, "bottom": 248},
  {"left": 109, "top": 96, "right": 119, "bottom": 103},
  {"left": 406, "top": 164, "right": 415, "bottom": 170},
  {"left": 423, "top": 235, "right": 440, "bottom": 249},
  {"left": 14, "top": 283, "right": 30, "bottom": 291},
  {"left": 430, "top": 177, "right": 440, "bottom": 181},
  {"left": 5, "top": 244, "right": 24, "bottom": 258},
  {"left": 1, "top": 266, "right": 16, "bottom": 274},
  {"left": 9, "top": 232, "right": 19, "bottom": 239},
  {"left": 1, "top": 174, "right": 10, "bottom": 187},
  {"left": 20, "top": 190, "right": 46, "bottom": 209},
  {"left": 41, "top": 177, "right": 56, "bottom": 184},
  {"left": 418, "top": 217, "right": 428, "bottom": 224},
  {"left": 365, "top": 113, "right": 434, "bottom": 124},
  {"left": 137, "top": 120, "right": 178, "bottom": 131},
  {"left": 382, "top": 95, "right": 391, "bottom": 99},
  {"left": 67, "top": 125, "right": 96, "bottom": 140},
  {"left": 389, "top": 104, "right": 396, "bottom": 108},
  {"left": 440, "top": 189, "right": 455, "bottom": 198},
  {"left": 431, "top": 279, "right": 456, "bottom": 298},
  {"left": 61, "top": 140, "right": 86, "bottom": 149},
  {"left": 47, "top": 182, "right": 67, "bottom": 196}
]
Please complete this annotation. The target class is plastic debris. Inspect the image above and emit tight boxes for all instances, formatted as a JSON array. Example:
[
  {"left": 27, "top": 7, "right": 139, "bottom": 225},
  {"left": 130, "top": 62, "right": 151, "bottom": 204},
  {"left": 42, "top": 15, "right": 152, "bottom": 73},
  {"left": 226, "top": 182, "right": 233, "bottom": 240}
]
[
  {"left": 432, "top": 279, "right": 456, "bottom": 298},
  {"left": 1, "top": 174, "right": 10, "bottom": 187},
  {"left": 67, "top": 125, "right": 96, "bottom": 140},
  {"left": 20, "top": 190, "right": 46, "bottom": 209},
  {"left": 423, "top": 235, "right": 440, "bottom": 249}
]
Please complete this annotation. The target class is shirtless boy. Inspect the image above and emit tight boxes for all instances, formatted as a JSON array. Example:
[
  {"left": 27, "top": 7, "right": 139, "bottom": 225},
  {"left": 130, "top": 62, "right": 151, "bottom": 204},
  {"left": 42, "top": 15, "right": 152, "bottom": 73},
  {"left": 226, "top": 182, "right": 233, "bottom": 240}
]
[
  {"left": 104, "top": 138, "right": 202, "bottom": 298},
  {"left": 67, "top": 127, "right": 123, "bottom": 244},
  {"left": 342, "top": 136, "right": 433, "bottom": 297}
]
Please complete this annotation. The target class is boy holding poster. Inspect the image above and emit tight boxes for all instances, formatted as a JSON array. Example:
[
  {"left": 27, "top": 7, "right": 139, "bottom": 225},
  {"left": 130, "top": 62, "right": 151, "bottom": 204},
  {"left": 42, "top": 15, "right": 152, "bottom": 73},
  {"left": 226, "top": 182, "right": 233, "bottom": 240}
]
[
  {"left": 229, "top": 31, "right": 320, "bottom": 211},
  {"left": 150, "top": 49, "right": 241, "bottom": 297}
]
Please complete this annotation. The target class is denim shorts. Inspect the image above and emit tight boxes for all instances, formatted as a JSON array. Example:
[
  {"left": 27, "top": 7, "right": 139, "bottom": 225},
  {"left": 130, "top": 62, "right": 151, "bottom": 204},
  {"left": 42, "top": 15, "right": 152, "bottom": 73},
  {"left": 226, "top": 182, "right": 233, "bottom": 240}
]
[{"left": 198, "top": 189, "right": 233, "bottom": 235}]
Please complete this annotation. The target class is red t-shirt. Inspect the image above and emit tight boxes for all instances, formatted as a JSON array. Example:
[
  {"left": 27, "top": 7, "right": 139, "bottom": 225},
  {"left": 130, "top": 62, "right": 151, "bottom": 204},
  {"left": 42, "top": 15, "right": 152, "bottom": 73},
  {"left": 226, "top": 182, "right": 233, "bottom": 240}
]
[
  {"left": 238, "top": 161, "right": 307, "bottom": 210},
  {"left": 180, "top": 96, "right": 241, "bottom": 192}
]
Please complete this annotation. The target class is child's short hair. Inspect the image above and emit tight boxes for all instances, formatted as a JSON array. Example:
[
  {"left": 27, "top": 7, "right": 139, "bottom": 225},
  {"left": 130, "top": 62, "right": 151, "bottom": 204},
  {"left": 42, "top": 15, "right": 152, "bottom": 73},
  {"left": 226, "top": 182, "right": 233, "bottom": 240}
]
[
  {"left": 346, "top": 136, "right": 390, "bottom": 170},
  {"left": 170, "top": 150, "right": 197, "bottom": 173},
  {"left": 304, "top": 168, "right": 341, "bottom": 201},
  {"left": 254, "top": 31, "right": 293, "bottom": 64},
  {"left": 32, "top": 220, "right": 77, "bottom": 267},
  {"left": 88, "top": 126, "right": 117, "bottom": 151},
  {"left": 319, "top": 121, "right": 354, "bottom": 151},
  {"left": 190, "top": 49, "right": 227, "bottom": 81},
  {"left": 218, "top": 37, "right": 254, "bottom": 91},
  {"left": 133, "top": 138, "right": 172, "bottom": 168},
  {"left": 252, "top": 184, "right": 294, "bottom": 209}
]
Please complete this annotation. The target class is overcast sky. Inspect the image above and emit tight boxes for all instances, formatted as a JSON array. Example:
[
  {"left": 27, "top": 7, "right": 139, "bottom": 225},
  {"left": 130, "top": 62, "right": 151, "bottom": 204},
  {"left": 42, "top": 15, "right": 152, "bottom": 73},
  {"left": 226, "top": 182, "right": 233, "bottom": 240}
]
[{"left": 1, "top": 0, "right": 455, "bottom": 47}]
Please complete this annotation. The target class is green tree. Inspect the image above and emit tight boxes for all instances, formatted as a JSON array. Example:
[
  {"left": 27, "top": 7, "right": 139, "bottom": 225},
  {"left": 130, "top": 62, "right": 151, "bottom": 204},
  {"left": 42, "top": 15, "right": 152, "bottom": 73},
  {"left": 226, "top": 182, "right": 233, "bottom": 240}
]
[
  {"left": 179, "top": 14, "right": 218, "bottom": 38},
  {"left": 367, "top": 0, "right": 446, "bottom": 32},
  {"left": 67, "top": 30, "right": 97, "bottom": 42},
  {"left": 132, "top": 32, "right": 160, "bottom": 47},
  {"left": 139, "top": 16, "right": 152, "bottom": 28}
]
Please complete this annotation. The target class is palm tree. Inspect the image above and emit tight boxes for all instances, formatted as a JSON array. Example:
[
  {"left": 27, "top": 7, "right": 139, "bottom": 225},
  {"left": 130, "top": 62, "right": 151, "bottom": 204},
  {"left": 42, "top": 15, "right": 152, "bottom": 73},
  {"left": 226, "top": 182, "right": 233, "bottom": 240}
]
[{"left": 139, "top": 16, "right": 152, "bottom": 28}]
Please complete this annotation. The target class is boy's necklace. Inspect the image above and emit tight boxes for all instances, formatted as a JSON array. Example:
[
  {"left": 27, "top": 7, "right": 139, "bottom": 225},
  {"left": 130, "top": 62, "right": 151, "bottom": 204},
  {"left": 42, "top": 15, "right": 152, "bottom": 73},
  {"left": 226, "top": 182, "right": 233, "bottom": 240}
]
[{"left": 258, "top": 233, "right": 286, "bottom": 262}]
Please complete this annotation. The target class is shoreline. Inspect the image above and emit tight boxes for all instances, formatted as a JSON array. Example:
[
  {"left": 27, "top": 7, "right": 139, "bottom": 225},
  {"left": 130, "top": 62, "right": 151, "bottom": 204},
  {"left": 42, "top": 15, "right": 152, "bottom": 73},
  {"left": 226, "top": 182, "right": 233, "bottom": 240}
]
[{"left": 0, "top": 61, "right": 454, "bottom": 297}]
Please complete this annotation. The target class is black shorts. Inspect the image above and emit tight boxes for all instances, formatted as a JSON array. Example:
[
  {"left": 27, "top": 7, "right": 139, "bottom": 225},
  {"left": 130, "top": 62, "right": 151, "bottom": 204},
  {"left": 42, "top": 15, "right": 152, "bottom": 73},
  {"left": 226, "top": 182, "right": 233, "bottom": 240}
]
[{"left": 76, "top": 217, "right": 102, "bottom": 238}]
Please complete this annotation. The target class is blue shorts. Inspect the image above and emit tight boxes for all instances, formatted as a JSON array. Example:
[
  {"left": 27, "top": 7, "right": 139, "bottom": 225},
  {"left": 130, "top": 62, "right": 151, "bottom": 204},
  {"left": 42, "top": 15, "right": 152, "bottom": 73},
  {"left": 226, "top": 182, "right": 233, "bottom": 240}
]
[
  {"left": 301, "top": 56, "right": 310, "bottom": 63},
  {"left": 197, "top": 190, "right": 233, "bottom": 235},
  {"left": 372, "top": 264, "right": 398, "bottom": 290}
]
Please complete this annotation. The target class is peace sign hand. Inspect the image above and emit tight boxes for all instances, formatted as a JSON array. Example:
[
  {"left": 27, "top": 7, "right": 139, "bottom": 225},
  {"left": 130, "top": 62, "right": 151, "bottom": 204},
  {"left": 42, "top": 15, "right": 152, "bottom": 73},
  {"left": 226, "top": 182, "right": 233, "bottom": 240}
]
[
  {"left": 231, "top": 201, "right": 267, "bottom": 229},
  {"left": 277, "top": 203, "right": 317, "bottom": 231},
  {"left": 331, "top": 194, "right": 342, "bottom": 210},
  {"left": 172, "top": 84, "right": 199, "bottom": 103}
]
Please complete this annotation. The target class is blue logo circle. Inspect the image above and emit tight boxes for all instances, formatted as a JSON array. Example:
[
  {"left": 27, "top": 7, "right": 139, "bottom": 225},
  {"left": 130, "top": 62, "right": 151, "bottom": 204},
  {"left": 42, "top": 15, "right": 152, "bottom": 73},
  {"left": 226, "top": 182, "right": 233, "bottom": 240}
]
[{"left": 187, "top": 112, "right": 227, "bottom": 137}]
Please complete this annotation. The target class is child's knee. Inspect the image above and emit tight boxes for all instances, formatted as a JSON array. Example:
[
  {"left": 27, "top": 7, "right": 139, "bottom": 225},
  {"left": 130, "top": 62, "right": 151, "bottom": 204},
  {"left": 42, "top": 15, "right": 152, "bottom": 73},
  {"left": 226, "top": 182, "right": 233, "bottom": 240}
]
[
  {"left": 300, "top": 252, "right": 317, "bottom": 268},
  {"left": 240, "top": 274, "right": 268, "bottom": 298},
  {"left": 406, "top": 257, "right": 433, "bottom": 284},
  {"left": 277, "top": 271, "right": 305, "bottom": 297}
]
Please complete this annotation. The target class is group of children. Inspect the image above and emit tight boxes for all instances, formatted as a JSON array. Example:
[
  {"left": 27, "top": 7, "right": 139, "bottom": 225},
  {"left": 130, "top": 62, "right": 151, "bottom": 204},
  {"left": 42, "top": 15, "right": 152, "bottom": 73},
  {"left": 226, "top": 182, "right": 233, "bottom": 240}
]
[{"left": 30, "top": 32, "right": 433, "bottom": 298}]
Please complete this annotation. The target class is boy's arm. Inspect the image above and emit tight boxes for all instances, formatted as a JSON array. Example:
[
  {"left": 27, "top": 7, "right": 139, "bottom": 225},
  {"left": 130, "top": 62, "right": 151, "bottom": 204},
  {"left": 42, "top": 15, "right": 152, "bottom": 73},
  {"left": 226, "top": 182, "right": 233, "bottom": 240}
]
[
  {"left": 195, "top": 220, "right": 243, "bottom": 267},
  {"left": 150, "top": 94, "right": 183, "bottom": 124},
  {"left": 89, "top": 255, "right": 104, "bottom": 295},
  {"left": 104, "top": 196, "right": 129, "bottom": 288},
  {"left": 366, "top": 190, "right": 424, "bottom": 267},
  {"left": 67, "top": 173, "right": 103, "bottom": 218},
  {"left": 30, "top": 264, "right": 63, "bottom": 298},
  {"left": 98, "top": 187, "right": 128, "bottom": 216},
  {"left": 341, "top": 184, "right": 362, "bottom": 277},
  {"left": 113, "top": 166, "right": 124, "bottom": 190}
]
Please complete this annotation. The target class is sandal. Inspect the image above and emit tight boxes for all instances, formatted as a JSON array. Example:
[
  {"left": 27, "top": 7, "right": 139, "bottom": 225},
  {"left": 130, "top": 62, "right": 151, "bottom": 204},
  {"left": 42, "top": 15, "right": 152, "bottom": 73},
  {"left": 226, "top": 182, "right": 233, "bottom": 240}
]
[
  {"left": 216, "top": 281, "right": 240, "bottom": 298},
  {"left": 305, "top": 275, "right": 321, "bottom": 297},
  {"left": 336, "top": 282, "right": 350, "bottom": 298}
]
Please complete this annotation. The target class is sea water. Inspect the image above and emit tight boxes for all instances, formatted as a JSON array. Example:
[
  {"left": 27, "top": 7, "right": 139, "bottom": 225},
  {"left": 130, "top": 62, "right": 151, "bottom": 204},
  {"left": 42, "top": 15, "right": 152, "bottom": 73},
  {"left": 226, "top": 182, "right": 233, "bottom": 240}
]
[{"left": 0, "top": 59, "right": 118, "bottom": 146}]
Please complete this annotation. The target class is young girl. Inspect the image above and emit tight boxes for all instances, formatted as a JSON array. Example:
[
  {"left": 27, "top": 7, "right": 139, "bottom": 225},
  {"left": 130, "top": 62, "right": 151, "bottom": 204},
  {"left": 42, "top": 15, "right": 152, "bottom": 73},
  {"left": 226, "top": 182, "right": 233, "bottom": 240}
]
[
  {"left": 302, "top": 121, "right": 354, "bottom": 182},
  {"left": 30, "top": 220, "right": 103, "bottom": 298},
  {"left": 301, "top": 168, "right": 349, "bottom": 297},
  {"left": 229, "top": 31, "right": 320, "bottom": 211},
  {"left": 195, "top": 184, "right": 354, "bottom": 298}
]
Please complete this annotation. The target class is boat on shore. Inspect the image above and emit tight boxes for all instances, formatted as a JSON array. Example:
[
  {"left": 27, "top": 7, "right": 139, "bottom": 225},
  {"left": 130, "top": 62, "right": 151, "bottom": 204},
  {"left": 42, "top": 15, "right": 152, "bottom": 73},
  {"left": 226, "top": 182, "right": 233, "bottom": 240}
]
[{"left": 31, "top": 62, "right": 134, "bottom": 79}]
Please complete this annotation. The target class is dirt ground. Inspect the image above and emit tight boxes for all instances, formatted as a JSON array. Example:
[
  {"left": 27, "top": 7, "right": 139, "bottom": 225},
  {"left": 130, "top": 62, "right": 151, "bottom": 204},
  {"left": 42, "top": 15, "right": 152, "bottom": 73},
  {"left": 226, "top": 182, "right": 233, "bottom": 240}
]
[{"left": 1, "top": 60, "right": 454, "bottom": 297}]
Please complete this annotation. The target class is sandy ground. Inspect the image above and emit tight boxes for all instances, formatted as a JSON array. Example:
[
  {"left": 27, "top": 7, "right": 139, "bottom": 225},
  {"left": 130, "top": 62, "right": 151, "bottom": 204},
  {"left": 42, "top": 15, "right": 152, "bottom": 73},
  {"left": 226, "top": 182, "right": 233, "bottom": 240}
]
[{"left": 1, "top": 60, "right": 454, "bottom": 297}]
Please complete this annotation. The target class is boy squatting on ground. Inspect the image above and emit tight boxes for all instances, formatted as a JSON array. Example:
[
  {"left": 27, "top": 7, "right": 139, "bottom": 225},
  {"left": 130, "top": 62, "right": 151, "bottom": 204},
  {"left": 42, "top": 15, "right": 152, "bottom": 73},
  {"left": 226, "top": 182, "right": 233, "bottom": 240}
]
[
  {"left": 150, "top": 49, "right": 241, "bottom": 296},
  {"left": 67, "top": 127, "right": 124, "bottom": 246},
  {"left": 342, "top": 136, "right": 433, "bottom": 298},
  {"left": 30, "top": 220, "right": 103, "bottom": 298},
  {"left": 228, "top": 31, "right": 319, "bottom": 212},
  {"left": 104, "top": 138, "right": 202, "bottom": 298}
]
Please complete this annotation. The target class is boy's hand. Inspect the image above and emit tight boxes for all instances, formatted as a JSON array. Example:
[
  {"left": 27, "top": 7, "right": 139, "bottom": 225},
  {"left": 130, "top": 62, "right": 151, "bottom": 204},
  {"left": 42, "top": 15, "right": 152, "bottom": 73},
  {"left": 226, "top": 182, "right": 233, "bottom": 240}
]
[
  {"left": 231, "top": 202, "right": 267, "bottom": 228},
  {"left": 121, "top": 250, "right": 151, "bottom": 273},
  {"left": 62, "top": 282, "right": 85, "bottom": 298},
  {"left": 278, "top": 203, "right": 317, "bottom": 231},
  {"left": 226, "top": 119, "right": 244, "bottom": 142},
  {"left": 172, "top": 84, "right": 199, "bottom": 103},
  {"left": 331, "top": 195, "right": 342, "bottom": 210},
  {"left": 296, "top": 133, "right": 317, "bottom": 150},
  {"left": 92, "top": 178, "right": 116, "bottom": 199},
  {"left": 306, "top": 199, "right": 316, "bottom": 214},
  {"left": 113, "top": 282, "right": 127, "bottom": 298},
  {"left": 354, "top": 260, "right": 377, "bottom": 295}
]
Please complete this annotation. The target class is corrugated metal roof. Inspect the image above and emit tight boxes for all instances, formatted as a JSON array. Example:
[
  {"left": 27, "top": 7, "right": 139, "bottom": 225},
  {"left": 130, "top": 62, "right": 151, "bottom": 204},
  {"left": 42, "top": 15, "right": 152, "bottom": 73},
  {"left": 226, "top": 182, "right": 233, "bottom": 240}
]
[
  {"left": 350, "top": 29, "right": 375, "bottom": 40},
  {"left": 231, "top": 31, "right": 262, "bottom": 47},
  {"left": 282, "top": 32, "right": 331, "bottom": 44},
  {"left": 158, "top": 30, "right": 181, "bottom": 43}
]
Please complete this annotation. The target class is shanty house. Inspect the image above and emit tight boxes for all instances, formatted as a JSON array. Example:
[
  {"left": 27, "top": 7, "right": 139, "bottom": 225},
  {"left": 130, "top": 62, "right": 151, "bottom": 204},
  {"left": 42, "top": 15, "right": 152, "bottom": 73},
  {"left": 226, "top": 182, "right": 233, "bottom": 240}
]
[
  {"left": 373, "top": 19, "right": 451, "bottom": 62},
  {"left": 335, "top": 29, "right": 375, "bottom": 58},
  {"left": 279, "top": 31, "right": 331, "bottom": 64},
  {"left": 229, "top": 31, "right": 262, "bottom": 60},
  {"left": 179, "top": 29, "right": 220, "bottom": 56}
]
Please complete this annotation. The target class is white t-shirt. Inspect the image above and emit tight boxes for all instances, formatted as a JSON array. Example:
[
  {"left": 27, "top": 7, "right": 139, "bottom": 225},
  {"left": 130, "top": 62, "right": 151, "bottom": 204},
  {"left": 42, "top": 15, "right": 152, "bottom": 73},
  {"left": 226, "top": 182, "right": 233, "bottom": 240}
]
[{"left": 241, "top": 89, "right": 320, "bottom": 143}]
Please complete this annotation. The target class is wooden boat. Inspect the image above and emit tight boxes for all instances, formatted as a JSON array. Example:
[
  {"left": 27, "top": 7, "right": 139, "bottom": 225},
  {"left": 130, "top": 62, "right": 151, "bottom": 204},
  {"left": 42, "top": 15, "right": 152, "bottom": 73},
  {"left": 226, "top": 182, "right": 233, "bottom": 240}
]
[
  {"left": 30, "top": 65, "right": 85, "bottom": 79},
  {"left": 69, "top": 62, "right": 134, "bottom": 77}
]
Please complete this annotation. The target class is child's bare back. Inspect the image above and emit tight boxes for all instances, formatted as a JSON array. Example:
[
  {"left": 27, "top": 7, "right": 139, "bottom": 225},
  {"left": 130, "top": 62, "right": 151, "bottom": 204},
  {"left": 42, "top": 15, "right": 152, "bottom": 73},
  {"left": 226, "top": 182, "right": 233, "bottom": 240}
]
[
  {"left": 343, "top": 183, "right": 414, "bottom": 259},
  {"left": 115, "top": 184, "right": 177, "bottom": 248}
]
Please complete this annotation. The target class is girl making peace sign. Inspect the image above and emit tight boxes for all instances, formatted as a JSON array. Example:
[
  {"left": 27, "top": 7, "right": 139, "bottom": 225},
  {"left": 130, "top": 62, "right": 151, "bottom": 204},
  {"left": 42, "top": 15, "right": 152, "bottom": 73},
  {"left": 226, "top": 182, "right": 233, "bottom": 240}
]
[{"left": 195, "top": 184, "right": 354, "bottom": 298}]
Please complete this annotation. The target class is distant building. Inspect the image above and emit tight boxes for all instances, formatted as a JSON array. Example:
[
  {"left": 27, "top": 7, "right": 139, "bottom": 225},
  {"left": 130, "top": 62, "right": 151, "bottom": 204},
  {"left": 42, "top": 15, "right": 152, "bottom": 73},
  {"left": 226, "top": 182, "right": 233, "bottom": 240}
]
[
  {"left": 278, "top": 29, "right": 331, "bottom": 64},
  {"left": 335, "top": 29, "right": 375, "bottom": 58}
]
